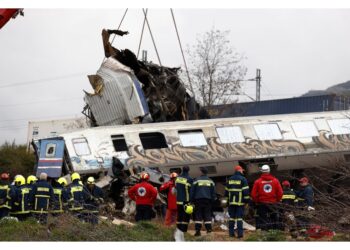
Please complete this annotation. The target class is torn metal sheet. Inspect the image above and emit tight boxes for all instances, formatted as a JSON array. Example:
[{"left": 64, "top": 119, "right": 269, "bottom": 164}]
[{"left": 84, "top": 57, "right": 149, "bottom": 126}]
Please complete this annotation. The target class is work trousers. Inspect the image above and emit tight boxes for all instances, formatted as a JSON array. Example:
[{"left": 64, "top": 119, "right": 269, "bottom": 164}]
[
  {"left": 177, "top": 204, "right": 191, "bottom": 232},
  {"left": 194, "top": 199, "right": 212, "bottom": 232},
  {"left": 256, "top": 203, "right": 280, "bottom": 231},
  {"left": 135, "top": 204, "right": 153, "bottom": 222},
  {"left": 228, "top": 205, "right": 245, "bottom": 237},
  {"left": 165, "top": 208, "right": 177, "bottom": 226},
  {"left": 0, "top": 208, "right": 10, "bottom": 219}
]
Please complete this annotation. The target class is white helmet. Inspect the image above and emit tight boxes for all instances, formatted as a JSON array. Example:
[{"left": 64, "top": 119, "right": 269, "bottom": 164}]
[{"left": 261, "top": 164, "right": 270, "bottom": 173}]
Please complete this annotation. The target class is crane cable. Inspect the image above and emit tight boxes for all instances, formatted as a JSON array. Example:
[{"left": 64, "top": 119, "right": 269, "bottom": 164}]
[
  {"left": 110, "top": 8, "right": 129, "bottom": 46},
  {"left": 136, "top": 8, "right": 148, "bottom": 59},
  {"left": 101, "top": 8, "right": 128, "bottom": 64},
  {"left": 142, "top": 8, "right": 162, "bottom": 67},
  {"left": 170, "top": 9, "right": 194, "bottom": 98}
]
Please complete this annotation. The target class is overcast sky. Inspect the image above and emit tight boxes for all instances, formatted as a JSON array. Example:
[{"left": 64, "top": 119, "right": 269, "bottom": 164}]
[{"left": 1, "top": 8, "right": 350, "bottom": 144}]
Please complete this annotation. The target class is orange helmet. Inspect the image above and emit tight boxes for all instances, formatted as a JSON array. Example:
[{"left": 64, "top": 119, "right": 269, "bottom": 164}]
[
  {"left": 140, "top": 172, "right": 150, "bottom": 181},
  {"left": 0, "top": 173, "right": 10, "bottom": 180},
  {"left": 299, "top": 177, "right": 309, "bottom": 184},
  {"left": 170, "top": 172, "right": 178, "bottom": 179}
]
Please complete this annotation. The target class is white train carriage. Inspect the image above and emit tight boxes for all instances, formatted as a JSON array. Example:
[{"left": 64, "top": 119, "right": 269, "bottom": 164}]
[{"left": 33, "top": 110, "right": 350, "bottom": 180}]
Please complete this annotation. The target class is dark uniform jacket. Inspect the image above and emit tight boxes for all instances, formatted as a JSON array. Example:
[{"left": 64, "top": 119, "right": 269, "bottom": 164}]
[
  {"left": 0, "top": 182, "right": 16, "bottom": 210},
  {"left": 29, "top": 180, "right": 54, "bottom": 214},
  {"left": 11, "top": 185, "right": 31, "bottom": 215},
  {"left": 52, "top": 185, "right": 69, "bottom": 213},
  {"left": 67, "top": 180, "right": 91, "bottom": 211},
  {"left": 175, "top": 172, "right": 193, "bottom": 205},
  {"left": 296, "top": 185, "right": 314, "bottom": 207},
  {"left": 224, "top": 172, "right": 250, "bottom": 206},
  {"left": 84, "top": 185, "right": 104, "bottom": 212},
  {"left": 282, "top": 188, "right": 296, "bottom": 206},
  {"left": 190, "top": 175, "right": 216, "bottom": 202}
]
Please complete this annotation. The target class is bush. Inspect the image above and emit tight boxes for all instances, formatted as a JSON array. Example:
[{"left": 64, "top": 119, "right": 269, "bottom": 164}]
[{"left": 0, "top": 141, "right": 35, "bottom": 177}]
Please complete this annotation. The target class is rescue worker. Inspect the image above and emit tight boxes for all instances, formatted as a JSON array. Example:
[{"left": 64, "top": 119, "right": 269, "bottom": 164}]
[
  {"left": 29, "top": 172, "right": 54, "bottom": 224},
  {"left": 175, "top": 165, "right": 193, "bottom": 233},
  {"left": 279, "top": 180, "right": 297, "bottom": 231},
  {"left": 84, "top": 176, "right": 104, "bottom": 224},
  {"left": 251, "top": 165, "right": 283, "bottom": 230},
  {"left": 51, "top": 177, "right": 69, "bottom": 216},
  {"left": 160, "top": 172, "right": 178, "bottom": 226},
  {"left": 128, "top": 172, "right": 158, "bottom": 222},
  {"left": 295, "top": 177, "right": 314, "bottom": 233},
  {"left": 10, "top": 175, "right": 31, "bottom": 221},
  {"left": 67, "top": 172, "right": 91, "bottom": 220},
  {"left": 0, "top": 173, "right": 16, "bottom": 219},
  {"left": 190, "top": 167, "right": 216, "bottom": 236},
  {"left": 26, "top": 175, "right": 38, "bottom": 189},
  {"left": 224, "top": 165, "right": 250, "bottom": 238}
]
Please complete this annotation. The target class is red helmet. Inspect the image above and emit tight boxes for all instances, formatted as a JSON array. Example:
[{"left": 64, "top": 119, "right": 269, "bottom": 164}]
[
  {"left": 299, "top": 177, "right": 309, "bottom": 184},
  {"left": 234, "top": 165, "right": 244, "bottom": 172},
  {"left": 0, "top": 173, "right": 10, "bottom": 180},
  {"left": 170, "top": 172, "right": 178, "bottom": 179},
  {"left": 282, "top": 180, "right": 290, "bottom": 187},
  {"left": 140, "top": 172, "right": 150, "bottom": 181}
]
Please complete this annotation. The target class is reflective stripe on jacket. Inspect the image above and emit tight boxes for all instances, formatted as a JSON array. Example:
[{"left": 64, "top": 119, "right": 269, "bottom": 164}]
[
  {"left": 30, "top": 180, "right": 54, "bottom": 214},
  {"left": 190, "top": 175, "right": 216, "bottom": 201},
  {"left": 0, "top": 184, "right": 16, "bottom": 209},
  {"left": 175, "top": 173, "right": 193, "bottom": 205},
  {"left": 67, "top": 181, "right": 91, "bottom": 211},
  {"left": 11, "top": 185, "right": 31, "bottom": 214},
  {"left": 224, "top": 172, "right": 250, "bottom": 206},
  {"left": 52, "top": 186, "right": 69, "bottom": 213}
]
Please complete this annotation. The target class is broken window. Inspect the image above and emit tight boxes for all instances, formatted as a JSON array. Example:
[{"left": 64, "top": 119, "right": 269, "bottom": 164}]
[
  {"left": 111, "top": 134, "right": 128, "bottom": 152},
  {"left": 139, "top": 132, "right": 168, "bottom": 150},
  {"left": 45, "top": 143, "right": 56, "bottom": 158},
  {"left": 291, "top": 121, "right": 319, "bottom": 138},
  {"left": 254, "top": 123, "right": 282, "bottom": 140},
  {"left": 216, "top": 126, "right": 245, "bottom": 143},
  {"left": 72, "top": 138, "right": 91, "bottom": 156},
  {"left": 178, "top": 129, "right": 207, "bottom": 147},
  {"left": 327, "top": 119, "right": 350, "bottom": 135}
]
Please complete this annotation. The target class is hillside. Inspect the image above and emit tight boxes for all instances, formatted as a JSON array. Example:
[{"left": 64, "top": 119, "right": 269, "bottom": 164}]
[{"left": 302, "top": 80, "right": 350, "bottom": 97}]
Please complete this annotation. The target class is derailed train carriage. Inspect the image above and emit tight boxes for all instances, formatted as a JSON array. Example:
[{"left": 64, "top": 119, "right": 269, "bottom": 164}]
[{"left": 31, "top": 110, "right": 350, "bottom": 202}]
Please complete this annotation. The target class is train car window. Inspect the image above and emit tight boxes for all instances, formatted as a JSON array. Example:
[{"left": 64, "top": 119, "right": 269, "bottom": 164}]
[
  {"left": 139, "top": 132, "right": 168, "bottom": 150},
  {"left": 291, "top": 121, "right": 319, "bottom": 138},
  {"left": 45, "top": 143, "right": 56, "bottom": 158},
  {"left": 254, "top": 123, "right": 282, "bottom": 140},
  {"left": 327, "top": 119, "right": 350, "bottom": 135},
  {"left": 111, "top": 134, "right": 128, "bottom": 152},
  {"left": 72, "top": 138, "right": 91, "bottom": 156},
  {"left": 178, "top": 129, "right": 207, "bottom": 147},
  {"left": 216, "top": 126, "right": 245, "bottom": 143}
]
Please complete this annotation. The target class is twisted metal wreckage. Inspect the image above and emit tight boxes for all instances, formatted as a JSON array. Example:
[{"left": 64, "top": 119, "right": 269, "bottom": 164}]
[{"left": 82, "top": 29, "right": 208, "bottom": 127}]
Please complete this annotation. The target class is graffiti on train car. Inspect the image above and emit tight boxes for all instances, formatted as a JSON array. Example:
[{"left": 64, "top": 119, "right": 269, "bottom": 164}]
[{"left": 125, "top": 131, "right": 350, "bottom": 168}]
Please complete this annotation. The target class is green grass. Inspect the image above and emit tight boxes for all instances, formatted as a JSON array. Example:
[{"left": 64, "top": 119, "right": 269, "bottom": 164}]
[
  {"left": 0, "top": 214, "right": 174, "bottom": 241},
  {"left": 245, "top": 229, "right": 287, "bottom": 241}
]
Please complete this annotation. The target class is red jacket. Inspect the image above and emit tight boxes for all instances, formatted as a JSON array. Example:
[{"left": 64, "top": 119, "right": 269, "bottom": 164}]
[
  {"left": 128, "top": 181, "right": 158, "bottom": 206},
  {"left": 251, "top": 173, "right": 283, "bottom": 204},
  {"left": 160, "top": 180, "right": 177, "bottom": 210}
]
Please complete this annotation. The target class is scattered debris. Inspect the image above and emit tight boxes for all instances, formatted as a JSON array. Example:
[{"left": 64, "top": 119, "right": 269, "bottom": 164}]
[{"left": 111, "top": 218, "right": 135, "bottom": 226}]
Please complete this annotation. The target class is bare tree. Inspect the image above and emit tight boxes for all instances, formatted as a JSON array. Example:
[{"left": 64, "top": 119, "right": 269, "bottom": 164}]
[{"left": 186, "top": 28, "right": 247, "bottom": 107}]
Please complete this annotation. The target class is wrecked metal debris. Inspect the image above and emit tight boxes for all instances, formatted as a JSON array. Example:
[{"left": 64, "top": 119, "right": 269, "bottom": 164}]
[{"left": 82, "top": 29, "right": 209, "bottom": 126}]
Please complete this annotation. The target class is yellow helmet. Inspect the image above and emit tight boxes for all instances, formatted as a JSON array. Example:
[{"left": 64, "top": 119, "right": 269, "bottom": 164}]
[
  {"left": 184, "top": 204, "right": 194, "bottom": 214},
  {"left": 87, "top": 176, "right": 95, "bottom": 184},
  {"left": 27, "top": 175, "right": 38, "bottom": 184},
  {"left": 57, "top": 177, "right": 67, "bottom": 187},
  {"left": 71, "top": 172, "right": 80, "bottom": 181},
  {"left": 15, "top": 175, "right": 25, "bottom": 186}
]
